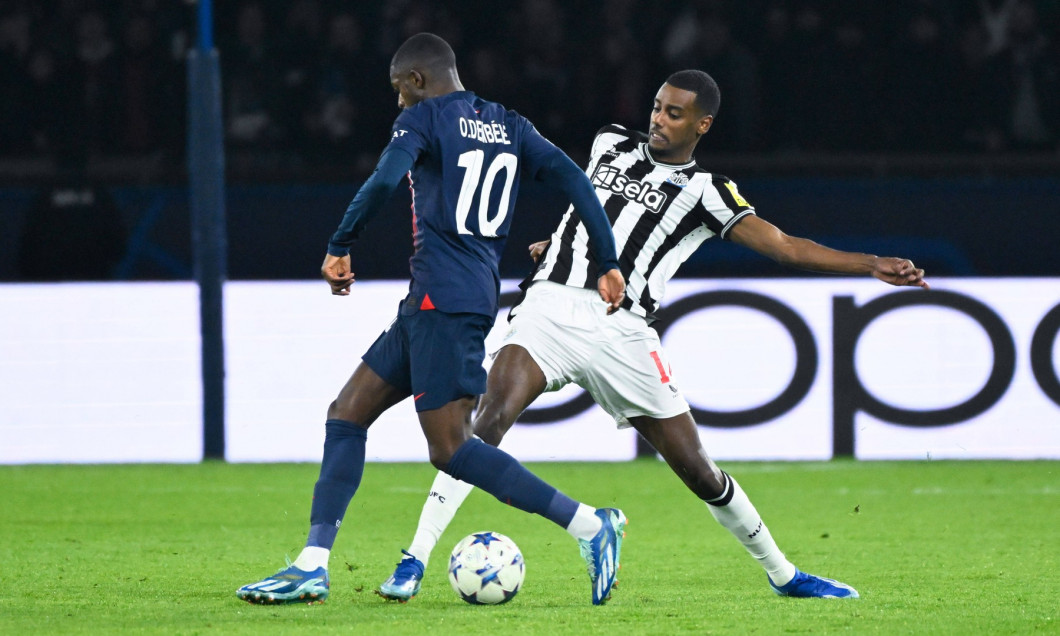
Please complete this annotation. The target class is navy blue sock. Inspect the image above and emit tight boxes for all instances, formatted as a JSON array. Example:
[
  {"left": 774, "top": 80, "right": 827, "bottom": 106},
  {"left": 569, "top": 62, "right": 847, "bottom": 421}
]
[
  {"left": 306, "top": 419, "right": 368, "bottom": 549},
  {"left": 445, "top": 438, "right": 579, "bottom": 528}
]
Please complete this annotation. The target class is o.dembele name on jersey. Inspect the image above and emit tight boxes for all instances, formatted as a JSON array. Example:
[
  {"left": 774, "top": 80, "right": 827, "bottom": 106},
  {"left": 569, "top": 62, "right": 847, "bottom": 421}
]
[{"left": 457, "top": 117, "right": 511, "bottom": 144}]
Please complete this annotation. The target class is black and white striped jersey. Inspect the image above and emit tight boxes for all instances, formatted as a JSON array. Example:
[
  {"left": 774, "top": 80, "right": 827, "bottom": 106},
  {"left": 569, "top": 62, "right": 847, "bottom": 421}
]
[{"left": 529, "top": 124, "right": 757, "bottom": 320}]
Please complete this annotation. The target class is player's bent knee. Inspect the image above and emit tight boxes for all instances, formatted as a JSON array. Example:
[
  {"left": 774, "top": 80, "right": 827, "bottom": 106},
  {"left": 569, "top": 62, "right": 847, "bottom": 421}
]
[
  {"left": 326, "top": 398, "right": 357, "bottom": 422},
  {"left": 475, "top": 423, "right": 504, "bottom": 447},
  {"left": 472, "top": 410, "right": 515, "bottom": 447},
  {"left": 427, "top": 445, "right": 457, "bottom": 471},
  {"left": 428, "top": 453, "right": 453, "bottom": 472}
]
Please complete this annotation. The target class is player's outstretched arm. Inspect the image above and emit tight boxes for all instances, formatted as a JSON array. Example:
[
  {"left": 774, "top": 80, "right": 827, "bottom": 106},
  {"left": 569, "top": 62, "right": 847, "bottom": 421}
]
[
  {"left": 728, "top": 215, "right": 929, "bottom": 289},
  {"left": 322, "top": 147, "right": 416, "bottom": 295}
]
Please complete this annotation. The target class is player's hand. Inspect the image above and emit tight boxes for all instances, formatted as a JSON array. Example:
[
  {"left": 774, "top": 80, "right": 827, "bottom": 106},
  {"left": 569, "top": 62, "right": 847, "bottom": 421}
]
[
  {"left": 528, "top": 240, "right": 551, "bottom": 263},
  {"left": 321, "top": 253, "right": 355, "bottom": 295},
  {"left": 597, "top": 268, "right": 626, "bottom": 315},
  {"left": 873, "top": 257, "right": 930, "bottom": 289}
]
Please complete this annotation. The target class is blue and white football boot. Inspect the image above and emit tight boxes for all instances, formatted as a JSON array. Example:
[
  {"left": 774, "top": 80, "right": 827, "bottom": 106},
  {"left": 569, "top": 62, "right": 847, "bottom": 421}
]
[
  {"left": 769, "top": 569, "right": 859, "bottom": 598},
  {"left": 578, "top": 508, "right": 627, "bottom": 605},
  {"left": 236, "top": 563, "right": 329, "bottom": 604},
  {"left": 377, "top": 550, "right": 425, "bottom": 602}
]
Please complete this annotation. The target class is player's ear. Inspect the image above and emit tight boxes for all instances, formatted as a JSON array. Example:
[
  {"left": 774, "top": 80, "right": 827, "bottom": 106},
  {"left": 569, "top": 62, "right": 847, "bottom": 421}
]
[
  {"left": 410, "top": 69, "right": 426, "bottom": 89},
  {"left": 697, "top": 115, "right": 714, "bottom": 136}
]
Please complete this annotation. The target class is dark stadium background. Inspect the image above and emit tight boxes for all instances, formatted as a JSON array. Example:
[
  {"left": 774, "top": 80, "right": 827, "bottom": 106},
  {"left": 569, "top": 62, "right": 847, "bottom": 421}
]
[{"left": 1, "top": 0, "right": 1057, "bottom": 282}]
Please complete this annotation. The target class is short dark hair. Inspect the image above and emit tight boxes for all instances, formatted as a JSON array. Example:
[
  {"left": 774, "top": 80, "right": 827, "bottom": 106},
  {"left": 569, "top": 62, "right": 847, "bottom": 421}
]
[
  {"left": 391, "top": 32, "right": 457, "bottom": 74},
  {"left": 665, "top": 70, "right": 720, "bottom": 117}
]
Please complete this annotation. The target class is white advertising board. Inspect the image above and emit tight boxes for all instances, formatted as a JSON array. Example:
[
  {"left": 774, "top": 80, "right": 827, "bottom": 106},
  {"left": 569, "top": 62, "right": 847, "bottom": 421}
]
[
  {"left": 0, "top": 283, "right": 202, "bottom": 463},
  {"left": 2, "top": 279, "right": 1057, "bottom": 463},
  {"left": 223, "top": 278, "right": 1060, "bottom": 462}
]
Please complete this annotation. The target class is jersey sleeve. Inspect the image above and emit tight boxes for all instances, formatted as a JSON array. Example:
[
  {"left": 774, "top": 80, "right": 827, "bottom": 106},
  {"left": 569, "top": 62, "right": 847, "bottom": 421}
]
[
  {"left": 514, "top": 118, "right": 563, "bottom": 179},
  {"left": 695, "top": 175, "right": 757, "bottom": 240},
  {"left": 589, "top": 124, "right": 628, "bottom": 159},
  {"left": 327, "top": 146, "right": 416, "bottom": 256},
  {"left": 325, "top": 104, "right": 430, "bottom": 255},
  {"left": 386, "top": 104, "right": 432, "bottom": 163}
]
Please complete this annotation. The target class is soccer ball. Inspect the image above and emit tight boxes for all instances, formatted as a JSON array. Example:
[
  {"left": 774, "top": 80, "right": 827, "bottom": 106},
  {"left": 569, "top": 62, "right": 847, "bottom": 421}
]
[{"left": 448, "top": 531, "right": 525, "bottom": 605}]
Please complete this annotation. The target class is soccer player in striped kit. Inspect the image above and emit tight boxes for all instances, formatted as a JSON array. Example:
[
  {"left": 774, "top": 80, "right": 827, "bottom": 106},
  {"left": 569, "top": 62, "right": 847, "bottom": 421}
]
[
  {"left": 379, "top": 70, "right": 928, "bottom": 602},
  {"left": 237, "top": 33, "right": 627, "bottom": 607}
]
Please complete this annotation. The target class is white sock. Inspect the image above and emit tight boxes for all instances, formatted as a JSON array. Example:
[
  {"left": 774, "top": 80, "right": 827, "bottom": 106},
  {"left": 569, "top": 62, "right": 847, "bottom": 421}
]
[
  {"left": 705, "top": 474, "right": 797, "bottom": 586},
  {"left": 292, "top": 546, "right": 330, "bottom": 572},
  {"left": 405, "top": 470, "right": 475, "bottom": 568},
  {"left": 565, "top": 503, "right": 602, "bottom": 541}
]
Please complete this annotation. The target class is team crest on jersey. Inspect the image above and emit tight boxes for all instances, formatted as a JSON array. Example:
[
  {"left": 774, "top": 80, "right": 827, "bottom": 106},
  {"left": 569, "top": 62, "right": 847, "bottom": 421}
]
[
  {"left": 666, "top": 173, "right": 690, "bottom": 187},
  {"left": 591, "top": 164, "right": 668, "bottom": 212}
]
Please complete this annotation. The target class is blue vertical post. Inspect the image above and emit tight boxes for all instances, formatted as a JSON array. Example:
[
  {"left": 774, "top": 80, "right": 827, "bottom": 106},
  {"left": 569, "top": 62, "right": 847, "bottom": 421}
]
[{"left": 188, "top": 0, "right": 227, "bottom": 460}]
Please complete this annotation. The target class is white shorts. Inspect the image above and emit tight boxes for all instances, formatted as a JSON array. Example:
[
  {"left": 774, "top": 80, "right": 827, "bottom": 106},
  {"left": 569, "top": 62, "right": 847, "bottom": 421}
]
[{"left": 496, "top": 281, "right": 689, "bottom": 427}]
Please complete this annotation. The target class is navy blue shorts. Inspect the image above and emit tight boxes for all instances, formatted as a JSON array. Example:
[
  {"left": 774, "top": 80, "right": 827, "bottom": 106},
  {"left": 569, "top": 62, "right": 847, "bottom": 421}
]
[{"left": 362, "top": 297, "right": 493, "bottom": 412}]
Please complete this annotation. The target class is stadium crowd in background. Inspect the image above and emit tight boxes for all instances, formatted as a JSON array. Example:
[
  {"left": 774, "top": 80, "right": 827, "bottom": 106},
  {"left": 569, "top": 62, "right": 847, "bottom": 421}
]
[{"left": 0, "top": 0, "right": 1057, "bottom": 176}]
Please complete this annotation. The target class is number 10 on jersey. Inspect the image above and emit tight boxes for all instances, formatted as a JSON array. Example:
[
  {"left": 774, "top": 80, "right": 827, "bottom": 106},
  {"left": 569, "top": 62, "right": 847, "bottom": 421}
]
[{"left": 455, "top": 150, "right": 518, "bottom": 237}]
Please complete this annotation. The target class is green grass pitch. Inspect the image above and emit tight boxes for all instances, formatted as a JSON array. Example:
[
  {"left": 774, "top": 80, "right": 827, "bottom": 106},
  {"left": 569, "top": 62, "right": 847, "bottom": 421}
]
[{"left": 1, "top": 460, "right": 1056, "bottom": 634}]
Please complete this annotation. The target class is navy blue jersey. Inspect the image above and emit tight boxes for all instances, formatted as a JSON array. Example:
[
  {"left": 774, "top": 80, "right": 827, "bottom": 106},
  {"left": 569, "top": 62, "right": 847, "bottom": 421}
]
[{"left": 387, "top": 91, "right": 561, "bottom": 316}]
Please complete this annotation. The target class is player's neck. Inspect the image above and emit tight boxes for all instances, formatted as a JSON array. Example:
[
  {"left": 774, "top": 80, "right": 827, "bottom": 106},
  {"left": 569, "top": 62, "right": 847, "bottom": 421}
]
[
  {"left": 429, "top": 70, "right": 465, "bottom": 98},
  {"left": 645, "top": 144, "right": 693, "bottom": 166}
]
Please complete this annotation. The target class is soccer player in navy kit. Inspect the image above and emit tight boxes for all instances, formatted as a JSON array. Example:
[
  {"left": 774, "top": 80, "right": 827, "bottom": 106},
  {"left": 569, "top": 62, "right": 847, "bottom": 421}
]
[{"left": 237, "top": 33, "right": 627, "bottom": 606}]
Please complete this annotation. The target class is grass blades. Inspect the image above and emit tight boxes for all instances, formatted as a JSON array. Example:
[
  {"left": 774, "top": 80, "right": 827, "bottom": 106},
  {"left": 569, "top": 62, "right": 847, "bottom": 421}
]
[{"left": 0, "top": 460, "right": 1056, "bottom": 634}]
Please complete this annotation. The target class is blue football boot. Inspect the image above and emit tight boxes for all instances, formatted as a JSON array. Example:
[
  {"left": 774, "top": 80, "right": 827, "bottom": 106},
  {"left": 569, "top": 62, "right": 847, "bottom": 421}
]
[
  {"left": 578, "top": 508, "right": 627, "bottom": 605},
  {"left": 769, "top": 569, "right": 859, "bottom": 598},
  {"left": 377, "top": 550, "right": 425, "bottom": 602},
  {"left": 236, "top": 563, "right": 329, "bottom": 604}
]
